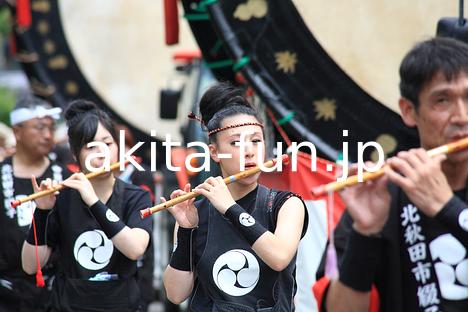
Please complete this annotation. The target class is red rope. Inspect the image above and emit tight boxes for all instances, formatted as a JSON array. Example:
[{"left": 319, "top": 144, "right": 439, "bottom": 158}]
[
  {"left": 31, "top": 211, "right": 45, "bottom": 287},
  {"left": 266, "top": 108, "right": 292, "bottom": 147}
]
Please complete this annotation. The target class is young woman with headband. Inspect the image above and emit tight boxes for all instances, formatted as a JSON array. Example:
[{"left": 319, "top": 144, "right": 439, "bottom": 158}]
[
  {"left": 163, "top": 82, "right": 308, "bottom": 311},
  {"left": 21, "top": 100, "right": 153, "bottom": 311}
]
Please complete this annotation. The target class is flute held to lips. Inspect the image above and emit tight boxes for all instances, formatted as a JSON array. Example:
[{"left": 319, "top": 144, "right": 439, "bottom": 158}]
[
  {"left": 10, "top": 159, "right": 130, "bottom": 209},
  {"left": 140, "top": 154, "right": 289, "bottom": 219},
  {"left": 311, "top": 137, "right": 468, "bottom": 197}
]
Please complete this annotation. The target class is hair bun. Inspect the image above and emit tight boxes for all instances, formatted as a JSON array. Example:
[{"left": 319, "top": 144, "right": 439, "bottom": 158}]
[
  {"left": 199, "top": 82, "right": 251, "bottom": 126},
  {"left": 64, "top": 100, "right": 98, "bottom": 123}
]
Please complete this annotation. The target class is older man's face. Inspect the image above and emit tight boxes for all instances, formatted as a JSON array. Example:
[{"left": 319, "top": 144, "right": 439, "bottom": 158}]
[
  {"left": 403, "top": 71, "right": 468, "bottom": 164},
  {"left": 15, "top": 117, "right": 55, "bottom": 157}
]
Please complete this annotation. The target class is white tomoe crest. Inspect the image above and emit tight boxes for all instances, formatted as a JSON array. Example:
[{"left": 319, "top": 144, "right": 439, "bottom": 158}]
[{"left": 212, "top": 249, "right": 260, "bottom": 296}]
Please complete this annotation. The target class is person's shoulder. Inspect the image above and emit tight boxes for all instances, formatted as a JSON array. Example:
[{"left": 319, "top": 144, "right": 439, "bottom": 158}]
[
  {"left": 122, "top": 179, "right": 150, "bottom": 197},
  {"left": 121, "top": 180, "right": 152, "bottom": 204},
  {"left": 256, "top": 185, "right": 304, "bottom": 213},
  {"left": 0, "top": 156, "right": 12, "bottom": 166},
  {"left": 54, "top": 187, "right": 74, "bottom": 210},
  {"left": 271, "top": 188, "right": 304, "bottom": 208},
  {"left": 119, "top": 180, "right": 152, "bottom": 213},
  {"left": 48, "top": 158, "right": 73, "bottom": 179}
]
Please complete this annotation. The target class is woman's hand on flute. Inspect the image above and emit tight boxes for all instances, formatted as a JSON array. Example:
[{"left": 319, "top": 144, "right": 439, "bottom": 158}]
[
  {"left": 62, "top": 173, "right": 99, "bottom": 207},
  {"left": 340, "top": 163, "right": 391, "bottom": 236},
  {"left": 31, "top": 176, "right": 58, "bottom": 210},
  {"left": 385, "top": 149, "right": 452, "bottom": 217},
  {"left": 193, "top": 177, "right": 236, "bottom": 215},
  {"left": 165, "top": 183, "right": 199, "bottom": 228}
]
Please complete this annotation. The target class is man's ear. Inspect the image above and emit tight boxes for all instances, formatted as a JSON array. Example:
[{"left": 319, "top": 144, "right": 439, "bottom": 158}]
[
  {"left": 399, "top": 97, "right": 418, "bottom": 127},
  {"left": 209, "top": 143, "right": 220, "bottom": 163},
  {"left": 11, "top": 125, "right": 22, "bottom": 142}
]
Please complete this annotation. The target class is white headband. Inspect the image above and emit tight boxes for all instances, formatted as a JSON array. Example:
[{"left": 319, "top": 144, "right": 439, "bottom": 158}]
[{"left": 10, "top": 106, "right": 62, "bottom": 126}]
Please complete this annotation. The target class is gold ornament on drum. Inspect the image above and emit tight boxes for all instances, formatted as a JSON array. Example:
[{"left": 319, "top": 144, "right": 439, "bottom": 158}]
[
  {"left": 275, "top": 51, "right": 297, "bottom": 74},
  {"left": 234, "top": 0, "right": 268, "bottom": 21},
  {"left": 371, "top": 134, "right": 398, "bottom": 162},
  {"left": 313, "top": 98, "right": 337, "bottom": 121},
  {"left": 31, "top": 79, "right": 55, "bottom": 97},
  {"left": 36, "top": 20, "right": 50, "bottom": 35},
  {"left": 43, "top": 40, "right": 56, "bottom": 55},
  {"left": 65, "top": 81, "right": 79, "bottom": 96},
  {"left": 48, "top": 55, "right": 69, "bottom": 70},
  {"left": 32, "top": 0, "right": 51, "bottom": 14}
]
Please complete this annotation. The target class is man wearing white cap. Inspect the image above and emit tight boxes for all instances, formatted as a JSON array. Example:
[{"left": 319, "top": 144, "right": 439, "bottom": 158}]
[{"left": 0, "top": 93, "right": 69, "bottom": 311}]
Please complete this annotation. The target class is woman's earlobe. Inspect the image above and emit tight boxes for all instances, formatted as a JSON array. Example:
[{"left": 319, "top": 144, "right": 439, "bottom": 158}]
[{"left": 209, "top": 144, "right": 220, "bottom": 163}]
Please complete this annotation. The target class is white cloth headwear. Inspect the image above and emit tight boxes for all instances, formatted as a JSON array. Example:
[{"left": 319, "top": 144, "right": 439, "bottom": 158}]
[{"left": 10, "top": 106, "right": 62, "bottom": 126}]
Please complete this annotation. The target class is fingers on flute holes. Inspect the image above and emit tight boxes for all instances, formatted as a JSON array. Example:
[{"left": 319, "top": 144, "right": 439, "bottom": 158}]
[
  {"left": 71, "top": 172, "right": 83, "bottom": 180},
  {"left": 404, "top": 150, "right": 424, "bottom": 170},
  {"left": 433, "top": 153, "right": 447, "bottom": 165},
  {"left": 170, "top": 190, "right": 181, "bottom": 200},
  {"left": 160, "top": 196, "right": 167, "bottom": 203},
  {"left": 364, "top": 161, "right": 376, "bottom": 170},
  {"left": 348, "top": 163, "right": 359, "bottom": 175},
  {"left": 39, "top": 179, "right": 49, "bottom": 190},
  {"left": 385, "top": 164, "right": 410, "bottom": 188},
  {"left": 394, "top": 156, "right": 417, "bottom": 179},
  {"left": 52, "top": 180, "right": 59, "bottom": 189},
  {"left": 206, "top": 177, "right": 216, "bottom": 186},
  {"left": 193, "top": 187, "right": 206, "bottom": 195},
  {"left": 194, "top": 184, "right": 206, "bottom": 192},
  {"left": 397, "top": 150, "right": 408, "bottom": 158},
  {"left": 414, "top": 148, "right": 430, "bottom": 162}
]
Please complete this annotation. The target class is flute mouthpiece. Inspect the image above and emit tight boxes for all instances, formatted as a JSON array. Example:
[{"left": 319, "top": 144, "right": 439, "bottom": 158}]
[
  {"left": 11, "top": 200, "right": 21, "bottom": 209},
  {"left": 140, "top": 208, "right": 151, "bottom": 219},
  {"left": 311, "top": 185, "right": 326, "bottom": 197}
]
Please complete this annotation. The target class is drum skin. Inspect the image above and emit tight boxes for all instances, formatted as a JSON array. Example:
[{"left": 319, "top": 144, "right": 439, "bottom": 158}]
[{"left": 11, "top": 0, "right": 198, "bottom": 146}]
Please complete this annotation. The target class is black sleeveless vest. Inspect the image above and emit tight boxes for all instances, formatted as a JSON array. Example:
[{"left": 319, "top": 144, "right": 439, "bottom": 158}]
[{"left": 189, "top": 185, "right": 297, "bottom": 312}]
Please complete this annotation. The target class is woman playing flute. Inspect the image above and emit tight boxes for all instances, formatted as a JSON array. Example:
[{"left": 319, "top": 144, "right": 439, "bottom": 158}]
[
  {"left": 163, "top": 82, "right": 308, "bottom": 311},
  {"left": 21, "top": 100, "right": 152, "bottom": 311}
]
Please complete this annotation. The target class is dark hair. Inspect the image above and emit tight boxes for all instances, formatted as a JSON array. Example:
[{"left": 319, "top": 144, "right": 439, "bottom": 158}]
[
  {"left": 399, "top": 37, "right": 468, "bottom": 108},
  {"left": 199, "top": 82, "right": 261, "bottom": 142},
  {"left": 64, "top": 100, "right": 118, "bottom": 163},
  {"left": 14, "top": 92, "right": 52, "bottom": 110}
]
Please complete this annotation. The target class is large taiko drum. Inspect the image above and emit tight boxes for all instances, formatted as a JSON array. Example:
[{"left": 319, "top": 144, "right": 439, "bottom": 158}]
[
  {"left": 179, "top": 0, "right": 462, "bottom": 160},
  {"left": 57, "top": 0, "right": 200, "bottom": 142},
  {"left": 12, "top": 0, "right": 199, "bottom": 143},
  {"left": 11, "top": 1, "right": 462, "bottom": 157},
  {"left": 294, "top": 0, "right": 461, "bottom": 113}
]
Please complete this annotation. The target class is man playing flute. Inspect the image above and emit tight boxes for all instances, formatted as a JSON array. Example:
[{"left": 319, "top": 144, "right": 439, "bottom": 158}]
[{"left": 315, "top": 37, "right": 468, "bottom": 311}]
